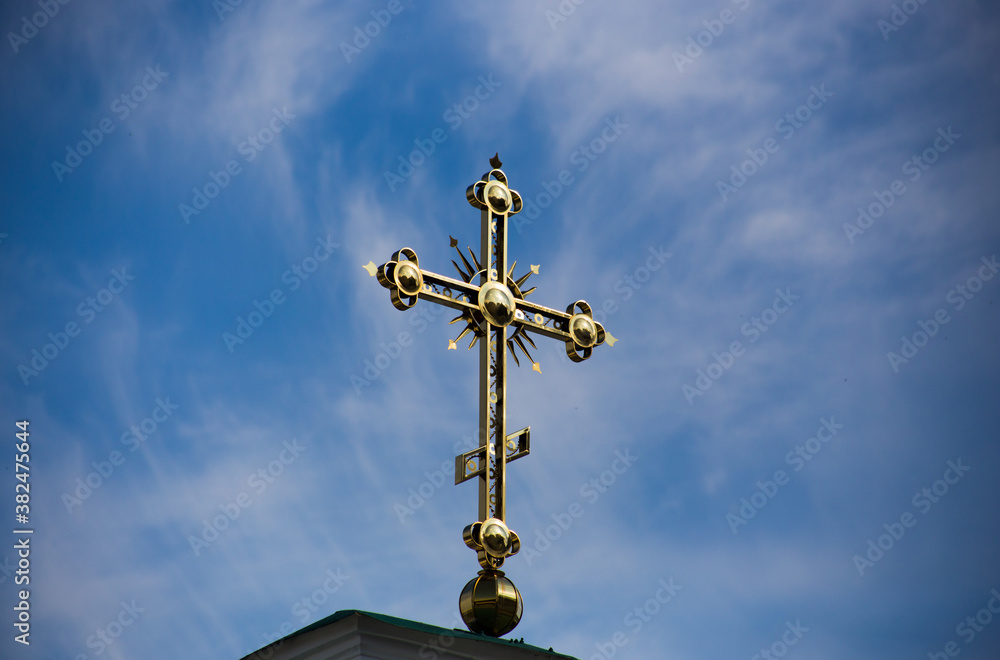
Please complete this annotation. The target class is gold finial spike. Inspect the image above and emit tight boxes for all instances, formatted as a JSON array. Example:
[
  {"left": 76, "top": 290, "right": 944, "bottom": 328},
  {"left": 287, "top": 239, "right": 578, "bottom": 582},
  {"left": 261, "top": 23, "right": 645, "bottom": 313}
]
[
  {"left": 507, "top": 261, "right": 517, "bottom": 280},
  {"left": 468, "top": 246, "right": 481, "bottom": 271},
  {"left": 448, "top": 340, "right": 458, "bottom": 350},
  {"left": 532, "top": 362, "right": 542, "bottom": 374},
  {"left": 362, "top": 261, "right": 377, "bottom": 276},
  {"left": 530, "top": 265, "right": 540, "bottom": 275},
  {"left": 450, "top": 235, "right": 459, "bottom": 248},
  {"left": 605, "top": 331, "right": 619, "bottom": 347}
]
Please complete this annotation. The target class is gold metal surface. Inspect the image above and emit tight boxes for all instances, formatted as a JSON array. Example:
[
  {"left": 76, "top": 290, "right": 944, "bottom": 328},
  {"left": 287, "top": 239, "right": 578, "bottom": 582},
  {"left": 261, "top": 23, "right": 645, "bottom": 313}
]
[
  {"left": 368, "top": 154, "right": 610, "bottom": 636},
  {"left": 455, "top": 427, "right": 529, "bottom": 485},
  {"left": 459, "top": 569, "right": 523, "bottom": 637}
]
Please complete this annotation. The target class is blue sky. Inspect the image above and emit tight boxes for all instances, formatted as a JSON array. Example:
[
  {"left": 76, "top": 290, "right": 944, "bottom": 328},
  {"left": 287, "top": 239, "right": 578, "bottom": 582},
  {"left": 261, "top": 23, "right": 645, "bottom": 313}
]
[{"left": 1, "top": 0, "right": 999, "bottom": 658}]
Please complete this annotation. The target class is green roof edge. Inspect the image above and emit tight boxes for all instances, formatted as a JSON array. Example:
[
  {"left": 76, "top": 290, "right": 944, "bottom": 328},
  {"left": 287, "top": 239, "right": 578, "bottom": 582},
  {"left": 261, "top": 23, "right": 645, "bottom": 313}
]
[{"left": 283, "top": 609, "right": 580, "bottom": 659}]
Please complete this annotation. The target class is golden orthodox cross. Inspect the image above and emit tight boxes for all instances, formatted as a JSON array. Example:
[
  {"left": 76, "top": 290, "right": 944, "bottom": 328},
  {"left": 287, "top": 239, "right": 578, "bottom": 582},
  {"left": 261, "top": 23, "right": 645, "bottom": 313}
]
[{"left": 364, "top": 154, "right": 614, "bottom": 636}]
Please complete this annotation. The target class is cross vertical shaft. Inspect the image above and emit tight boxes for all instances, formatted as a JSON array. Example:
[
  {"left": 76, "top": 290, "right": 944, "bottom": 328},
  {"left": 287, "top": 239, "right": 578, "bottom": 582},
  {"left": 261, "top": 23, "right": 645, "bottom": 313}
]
[{"left": 480, "top": 196, "right": 509, "bottom": 523}]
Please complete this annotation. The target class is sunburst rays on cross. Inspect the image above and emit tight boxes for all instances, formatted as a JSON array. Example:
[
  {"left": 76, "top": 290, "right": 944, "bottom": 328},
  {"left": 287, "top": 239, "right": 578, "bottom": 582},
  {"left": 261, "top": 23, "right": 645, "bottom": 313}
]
[{"left": 446, "top": 234, "right": 542, "bottom": 370}]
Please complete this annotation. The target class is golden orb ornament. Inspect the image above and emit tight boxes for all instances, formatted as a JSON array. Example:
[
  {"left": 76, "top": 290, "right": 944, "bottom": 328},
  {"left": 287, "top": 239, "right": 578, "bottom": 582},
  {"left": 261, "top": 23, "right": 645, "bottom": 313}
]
[
  {"left": 459, "top": 569, "right": 523, "bottom": 637},
  {"left": 478, "top": 281, "right": 516, "bottom": 327},
  {"left": 480, "top": 518, "right": 511, "bottom": 558},
  {"left": 569, "top": 313, "right": 597, "bottom": 348},
  {"left": 394, "top": 261, "right": 423, "bottom": 296},
  {"left": 485, "top": 181, "right": 512, "bottom": 214}
]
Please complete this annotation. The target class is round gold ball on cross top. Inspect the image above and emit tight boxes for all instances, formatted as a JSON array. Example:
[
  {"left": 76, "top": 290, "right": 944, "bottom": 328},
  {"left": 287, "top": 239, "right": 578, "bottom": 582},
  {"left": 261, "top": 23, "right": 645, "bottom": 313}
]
[{"left": 485, "top": 181, "right": 512, "bottom": 214}]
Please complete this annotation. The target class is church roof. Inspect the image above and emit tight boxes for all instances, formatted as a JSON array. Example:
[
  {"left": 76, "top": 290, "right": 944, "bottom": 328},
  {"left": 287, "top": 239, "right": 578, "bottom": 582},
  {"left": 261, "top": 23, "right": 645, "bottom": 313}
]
[{"left": 242, "top": 609, "right": 581, "bottom": 660}]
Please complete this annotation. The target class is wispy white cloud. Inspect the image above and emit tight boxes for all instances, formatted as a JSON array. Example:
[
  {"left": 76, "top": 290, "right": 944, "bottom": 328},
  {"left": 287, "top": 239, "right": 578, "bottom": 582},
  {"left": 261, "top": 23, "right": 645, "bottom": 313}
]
[{"left": 2, "top": 0, "right": 999, "bottom": 658}]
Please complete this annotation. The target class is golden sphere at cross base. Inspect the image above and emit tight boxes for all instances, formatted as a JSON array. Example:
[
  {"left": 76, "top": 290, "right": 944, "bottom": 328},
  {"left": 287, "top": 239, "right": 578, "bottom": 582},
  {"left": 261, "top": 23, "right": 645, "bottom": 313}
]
[{"left": 459, "top": 570, "right": 523, "bottom": 637}]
